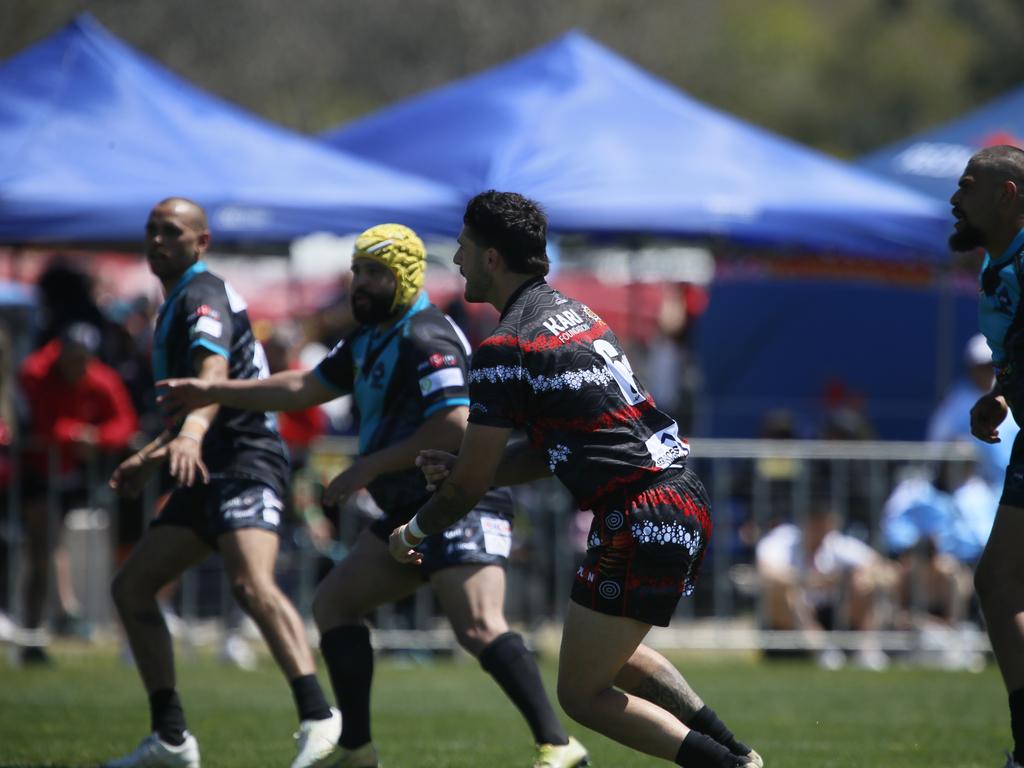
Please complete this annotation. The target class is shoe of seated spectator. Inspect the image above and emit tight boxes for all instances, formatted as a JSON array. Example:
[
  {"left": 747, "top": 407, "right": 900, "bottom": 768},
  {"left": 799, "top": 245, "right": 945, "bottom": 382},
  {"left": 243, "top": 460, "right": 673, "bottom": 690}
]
[
  {"left": 20, "top": 645, "right": 53, "bottom": 666},
  {"left": 534, "top": 736, "right": 589, "bottom": 767},
  {"left": 54, "top": 610, "right": 94, "bottom": 640},
  {"left": 816, "top": 646, "right": 846, "bottom": 671},
  {"left": 290, "top": 707, "right": 342, "bottom": 768},
  {"left": 102, "top": 731, "right": 200, "bottom": 768},
  {"left": 1004, "top": 752, "right": 1023, "bottom": 768},
  {"left": 743, "top": 748, "right": 764, "bottom": 767},
  {"left": 852, "top": 648, "right": 890, "bottom": 672}
]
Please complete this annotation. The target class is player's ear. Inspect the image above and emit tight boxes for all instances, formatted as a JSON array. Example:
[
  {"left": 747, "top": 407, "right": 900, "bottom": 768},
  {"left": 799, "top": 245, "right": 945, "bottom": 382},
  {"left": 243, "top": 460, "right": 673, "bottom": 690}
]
[
  {"left": 485, "top": 247, "right": 502, "bottom": 272},
  {"left": 197, "top": 231, "right": 211, "bottom": 251}
]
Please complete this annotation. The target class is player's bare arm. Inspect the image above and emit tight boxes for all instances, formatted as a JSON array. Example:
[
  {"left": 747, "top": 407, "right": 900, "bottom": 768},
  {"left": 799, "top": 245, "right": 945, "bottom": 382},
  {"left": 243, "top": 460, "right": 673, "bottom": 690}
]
[
  {"left": 164, "top": 350, "right": 226, "bottom": 487},
  {"left": 416, "top": 435, "right": 550, "bottom": 491},
  {"left": 157, "top": 367, "right": 334, "bottom": 415},
  {"left": 389, "top": 422, "right": 511, "bottom": 563},
  {"left": 109, "top": 430, "right": 174, "bottom": 498},
  {"left": 323, "top": 405, "right": 467, "bottom": 507}
]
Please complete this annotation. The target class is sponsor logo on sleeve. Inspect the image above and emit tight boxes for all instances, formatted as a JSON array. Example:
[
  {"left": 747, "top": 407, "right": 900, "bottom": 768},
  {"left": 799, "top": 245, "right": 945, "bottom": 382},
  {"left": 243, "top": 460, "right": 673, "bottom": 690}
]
[
  {"left": 194, "top": 315, "right": 223, "bottom": 339},
  {"left": 418, "top": 367, "right": 465, "bottom": 395}
]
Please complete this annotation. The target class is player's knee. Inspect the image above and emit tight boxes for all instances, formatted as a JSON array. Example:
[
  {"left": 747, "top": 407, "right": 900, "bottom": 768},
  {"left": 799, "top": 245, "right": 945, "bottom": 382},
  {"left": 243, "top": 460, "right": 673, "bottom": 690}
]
[
  {"left": 110, "top": 568, "right": 146, "bottom": 610},
  {"left": 309, "top": 581, "right": 342, "bottom": 630},
  {"left": 556, "top": 677, "right": 589, "bottom": 722},
  {"left": 454, "top": 616, "right": 505, "bottom": 655},
  {"left": 229, "top": 575, "right": 274, "bottom": 615},
  {"left": 973, "top": 554, "right": 1000, "bottom": 601}
]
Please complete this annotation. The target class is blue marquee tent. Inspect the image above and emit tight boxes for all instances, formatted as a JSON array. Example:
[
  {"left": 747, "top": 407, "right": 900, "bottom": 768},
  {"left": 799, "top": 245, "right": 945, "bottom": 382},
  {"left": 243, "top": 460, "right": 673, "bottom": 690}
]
[
  {"left": 324, "top": 31, "right": 948, "bottom": 259},
  {"left": 0, "top": 14, "right": 463, "bottom": 244},
  {"left": 858, "top": 85, "right": 1024, "bottom": 202}
]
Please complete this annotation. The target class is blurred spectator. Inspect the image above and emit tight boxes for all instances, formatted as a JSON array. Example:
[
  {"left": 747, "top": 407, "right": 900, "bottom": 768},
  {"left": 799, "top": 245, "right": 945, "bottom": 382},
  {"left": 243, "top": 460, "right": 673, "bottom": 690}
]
[
  {"left": 0, "top": 325, "right": 23, "bottom": 635},
  {"left": 18, "top": 322, "right": 138, "bottom": 663},
  {"left": 642, "top": 289, "right": 700, "bottom": 433},
  {"left": 882, "top": 464, "right": 994, "bottom": 565},
  {"left": 927, "top": 333, "right": 1018, "bottom": 488},
  {"left": 756, "top": 505, "right": 895, "bottom": 670},
  {"left": 815, "top": 405, "right": 877, "bottom": 534}
]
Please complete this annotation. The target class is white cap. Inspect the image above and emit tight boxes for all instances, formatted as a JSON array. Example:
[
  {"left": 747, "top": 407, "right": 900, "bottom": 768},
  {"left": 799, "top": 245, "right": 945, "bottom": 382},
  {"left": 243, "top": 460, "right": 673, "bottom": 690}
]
[{"left": 965, "top": 333, "right": 993, "bottom": 366}]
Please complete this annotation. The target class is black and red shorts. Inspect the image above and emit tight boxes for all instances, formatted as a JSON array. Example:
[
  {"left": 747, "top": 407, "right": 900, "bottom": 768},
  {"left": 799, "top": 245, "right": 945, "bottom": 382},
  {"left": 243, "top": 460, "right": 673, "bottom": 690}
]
[{"left": 570, "top": 467, "right": 711, "bottom": 627}]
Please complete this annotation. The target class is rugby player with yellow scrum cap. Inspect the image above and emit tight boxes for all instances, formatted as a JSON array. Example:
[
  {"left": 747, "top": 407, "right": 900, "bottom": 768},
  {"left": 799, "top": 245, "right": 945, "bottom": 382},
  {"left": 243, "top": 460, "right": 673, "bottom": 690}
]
[{"left": 157, "top": 223, "right": 588, "bottom": 768}]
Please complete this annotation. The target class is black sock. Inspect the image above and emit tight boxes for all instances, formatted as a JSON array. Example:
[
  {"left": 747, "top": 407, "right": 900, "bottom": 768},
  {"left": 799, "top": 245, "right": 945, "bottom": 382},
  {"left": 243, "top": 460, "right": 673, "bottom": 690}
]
[
  {"left": 675, "top": 731, "right": 744, "bottom": 767},
  {"left": 686, "top": 705, "right": 750, "bottom": 757},
  {"left": 321, "top": 625, "right": 374, "bottom": 749},
  {"left": 290, "top": 673, "right": 332, "bottom": 723},
  {"left": 1010, "top": 688, "right": 1024, "bottom": 763},
  {"left": 479, "top": 632, "right": 567, "bottom": 746},
  {"left": 149, "top": 689, "right": 187, "bottom": 746}
]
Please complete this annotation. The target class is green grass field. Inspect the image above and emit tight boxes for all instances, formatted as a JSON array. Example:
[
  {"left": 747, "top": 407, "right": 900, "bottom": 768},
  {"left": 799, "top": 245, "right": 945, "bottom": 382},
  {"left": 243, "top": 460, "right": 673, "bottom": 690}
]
[{"left": 0, "top": 643, "right": 1010, "bottom": 767}]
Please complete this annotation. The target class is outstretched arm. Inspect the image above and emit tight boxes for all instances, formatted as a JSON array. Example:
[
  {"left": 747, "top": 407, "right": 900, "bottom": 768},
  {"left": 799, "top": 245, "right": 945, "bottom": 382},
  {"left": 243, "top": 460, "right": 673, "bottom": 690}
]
[
  {"left": 416, "top": 435, "right": 550, "bottom": 491},
  {"left": 158, "top": 368, "right": 336, "bottom": 415}
]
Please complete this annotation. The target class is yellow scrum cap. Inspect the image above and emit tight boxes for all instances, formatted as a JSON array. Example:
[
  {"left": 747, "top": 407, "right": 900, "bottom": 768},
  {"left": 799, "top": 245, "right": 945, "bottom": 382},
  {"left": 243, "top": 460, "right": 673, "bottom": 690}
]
[{"left": 352, "top": 223, "right": 427, "bottom": 311}]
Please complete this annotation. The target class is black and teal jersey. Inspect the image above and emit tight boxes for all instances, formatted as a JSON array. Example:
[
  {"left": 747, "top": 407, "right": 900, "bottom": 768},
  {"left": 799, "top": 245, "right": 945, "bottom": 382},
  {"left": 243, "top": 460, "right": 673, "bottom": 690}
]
[
  {"left": 979, "top": 228, "right": 1024, "bottom": 371},
  {"left": 314, "top": 292, "right": 472, "bottom": 511},
  {"left": 153, "top": 261, "right": 289, "bottom": 494}
]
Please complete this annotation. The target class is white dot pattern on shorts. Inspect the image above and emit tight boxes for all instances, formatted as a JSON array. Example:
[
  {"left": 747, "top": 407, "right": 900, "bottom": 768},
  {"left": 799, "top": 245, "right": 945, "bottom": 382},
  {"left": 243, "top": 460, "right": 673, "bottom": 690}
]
[
  {"left": 631, "top": 521, "right": 703, "bottom": 557},
  {"left": 547, "top": 443, "right": 571, "bottom": 472}
]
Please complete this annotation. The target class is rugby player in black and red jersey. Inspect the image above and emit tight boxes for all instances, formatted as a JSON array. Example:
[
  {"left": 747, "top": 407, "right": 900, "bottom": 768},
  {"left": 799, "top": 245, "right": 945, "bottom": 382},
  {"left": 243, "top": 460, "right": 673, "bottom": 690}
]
[{"left": 390, "top": 191, "right": 762, "bottom": 768}]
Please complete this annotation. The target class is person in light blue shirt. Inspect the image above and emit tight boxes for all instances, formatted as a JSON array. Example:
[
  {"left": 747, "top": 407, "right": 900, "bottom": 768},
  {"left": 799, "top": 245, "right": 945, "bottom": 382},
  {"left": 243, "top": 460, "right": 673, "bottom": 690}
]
[{"left": 950, "top": 145, "right": 1024, "bottom": 768}]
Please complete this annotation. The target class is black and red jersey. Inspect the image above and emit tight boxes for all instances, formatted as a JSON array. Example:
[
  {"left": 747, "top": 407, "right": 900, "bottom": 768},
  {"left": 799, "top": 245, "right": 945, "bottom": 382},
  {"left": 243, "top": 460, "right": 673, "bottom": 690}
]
[{"left": 467, "top": 277, "right": 689, "bottom": 509}]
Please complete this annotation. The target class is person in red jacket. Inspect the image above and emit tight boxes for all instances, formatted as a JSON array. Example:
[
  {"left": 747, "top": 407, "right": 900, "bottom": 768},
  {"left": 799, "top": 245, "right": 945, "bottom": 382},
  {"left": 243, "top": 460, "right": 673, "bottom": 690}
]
[{"left": 19, "top": 322, "right": 138, "bottom": 663}]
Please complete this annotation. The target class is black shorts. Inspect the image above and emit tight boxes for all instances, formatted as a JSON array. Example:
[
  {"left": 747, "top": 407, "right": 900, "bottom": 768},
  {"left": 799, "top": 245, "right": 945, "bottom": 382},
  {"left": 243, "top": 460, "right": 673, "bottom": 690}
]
[
  {"left": 151, "top": 478, "right": 285, "bottom": 549},
  {"left": 369, "top": 487, "right": 515, "bottom": 578},
  {"left": 571, "top": 467, "right": 711, "bottom": 627}
]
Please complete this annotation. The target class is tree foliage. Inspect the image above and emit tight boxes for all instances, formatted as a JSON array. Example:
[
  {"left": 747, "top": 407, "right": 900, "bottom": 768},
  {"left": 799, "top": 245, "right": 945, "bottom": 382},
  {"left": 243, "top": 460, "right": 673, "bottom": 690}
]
[{"left": 3, "top": 0, "right": 1024, "bottom": 156}]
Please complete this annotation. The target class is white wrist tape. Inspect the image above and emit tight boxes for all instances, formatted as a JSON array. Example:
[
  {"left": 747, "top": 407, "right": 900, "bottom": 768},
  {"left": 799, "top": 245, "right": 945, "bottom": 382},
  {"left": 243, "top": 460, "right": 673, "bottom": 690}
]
[
  {"left": 184, "top": 413, "right": 211, "bottom": 429},
  {"left": 407, "top": 515, "right": 426, "bottom": 540},
  {"left": 400, "top": 526, "right": 419, "bottom": 549}
]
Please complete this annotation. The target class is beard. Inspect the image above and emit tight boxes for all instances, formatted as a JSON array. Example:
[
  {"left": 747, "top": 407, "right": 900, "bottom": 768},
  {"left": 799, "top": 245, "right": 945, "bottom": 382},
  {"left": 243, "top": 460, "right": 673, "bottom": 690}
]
[
  {"left": 351, "top": 290, "right": 397, "bottom": 325},
  {"left": 949, "top": 221, "right": 986, "bottom": 252}
]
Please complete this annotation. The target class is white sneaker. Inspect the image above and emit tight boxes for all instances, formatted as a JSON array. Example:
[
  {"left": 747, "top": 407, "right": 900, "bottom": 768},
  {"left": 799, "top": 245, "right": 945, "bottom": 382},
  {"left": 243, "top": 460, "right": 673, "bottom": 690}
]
[
  {"left": 1004, "top": 752, "right": 1023, "bottom": 768},
  {"left": 744, "top": 748, "right": 764, "bottom": 767},
  {"left": 853, "top": 648, "right": 890, "bottom": 672},
  {"left": 103, "top": 731, "right": 200, "bottom": 768},
  {"left": 334, "top": 742, "right": 380, "bottom": 768},
  {"left": 291, "top": 707, "right": 342, "bottom": 768},
  {"left": 816, "top": 646, "right": 846, "bottom": 671}
]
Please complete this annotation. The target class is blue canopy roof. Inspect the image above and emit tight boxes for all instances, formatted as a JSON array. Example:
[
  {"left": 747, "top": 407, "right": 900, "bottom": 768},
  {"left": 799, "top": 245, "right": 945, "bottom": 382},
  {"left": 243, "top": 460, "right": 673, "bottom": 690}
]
[
  {"left": 324, "top": 31, "right": 948, "bottom": 258},
  {"left": 0, "top": 14, "right": 463, "bottom": 244},
  {"left": 858, "top": 85, "right": 1024, "bottom": 202}
]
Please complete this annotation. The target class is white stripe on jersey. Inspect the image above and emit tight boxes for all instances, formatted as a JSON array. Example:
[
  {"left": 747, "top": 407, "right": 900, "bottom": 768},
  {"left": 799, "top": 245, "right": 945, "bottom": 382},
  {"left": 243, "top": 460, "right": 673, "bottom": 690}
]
[
  {"left": 224, "top": 281, "right": 248, "bottom": 312},
  {"left": 470, "top": 364, "right": 615, "bottom": 392},
  {"left": 444, "top": 314, "right": 472, "bottom": 355}
]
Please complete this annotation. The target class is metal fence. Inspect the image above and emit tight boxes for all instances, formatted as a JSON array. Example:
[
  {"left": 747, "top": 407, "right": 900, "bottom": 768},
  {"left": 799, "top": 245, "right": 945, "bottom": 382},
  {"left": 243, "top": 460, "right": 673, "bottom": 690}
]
[{"left": 0, "top": 436, "right": 992, "bottom": 663}]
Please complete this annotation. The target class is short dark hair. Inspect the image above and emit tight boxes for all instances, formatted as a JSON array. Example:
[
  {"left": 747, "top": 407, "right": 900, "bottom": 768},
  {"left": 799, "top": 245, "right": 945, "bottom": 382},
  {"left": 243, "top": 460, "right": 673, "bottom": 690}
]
[
  {"left": 463, "top": 191, "right": 549, "bottom": 276},
  {"left": 971, "top": 145, "right": 1024, "bottom": 184}
]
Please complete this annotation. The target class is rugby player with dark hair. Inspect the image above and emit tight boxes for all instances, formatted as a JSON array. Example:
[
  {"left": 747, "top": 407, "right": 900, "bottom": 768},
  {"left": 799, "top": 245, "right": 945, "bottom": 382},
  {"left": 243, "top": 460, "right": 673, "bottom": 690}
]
[{"left": 391, "top": 191, "right": 762, "bottom": 767}]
